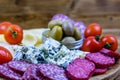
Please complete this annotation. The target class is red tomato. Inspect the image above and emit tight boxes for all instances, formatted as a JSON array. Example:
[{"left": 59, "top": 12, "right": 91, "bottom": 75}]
[
  {"left": 0, "top": 46, "right": 12, "bottom": 64},
  {"left": 81, "top": 36, "right": 102, "bottom": 52},
  {"left": 84, "top": 23, "right": 102, "bottom": 38},
  {"left": 0, "top": 21, "right": 12, "bottom": 34},
  {"left": 101, "top": 34, "right": 118, "bottom": 51},
  {"left": 4, "top": 24, "right": 23, "bottom": 44}
]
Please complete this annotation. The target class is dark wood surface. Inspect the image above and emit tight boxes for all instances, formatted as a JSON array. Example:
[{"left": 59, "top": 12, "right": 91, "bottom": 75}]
[
  {"left": 90, "top": 59, "right": 120, "bottom": 80},
  {"left": 0, "top": 0, "right": 119, "bottom": 29}
]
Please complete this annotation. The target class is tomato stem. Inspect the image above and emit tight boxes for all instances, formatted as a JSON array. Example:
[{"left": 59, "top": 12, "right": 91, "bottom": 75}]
[
  {"left": 8, "top": 27, "right": 17, "bottom": 38},
  {"left": 104, "top": 42, "right": 114, "bottom": 49},
  {"left": 95, "top": 35, "right": 100, "bottom": 41},
  {"left": 12, "top": 31, "right": 17, "bottom": 38}
]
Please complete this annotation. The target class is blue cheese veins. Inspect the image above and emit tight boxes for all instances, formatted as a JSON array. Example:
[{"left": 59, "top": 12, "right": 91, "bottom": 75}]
[
  {"left": 14, "top": 38, "right": 89, "bottom": 67},
  {"left": 14, "top": 46, "right": 45, "bottom": 64}
]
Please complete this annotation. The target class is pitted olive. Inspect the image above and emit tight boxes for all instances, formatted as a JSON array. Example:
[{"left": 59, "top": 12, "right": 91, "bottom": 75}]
[
  {"left": 73, "top": 27, "right": 82, "bottom": 40},
  {"left": 61, "top": 37, "right": 76, "bottom": 44},
  {"left": 49, "top": 25, "right": 63, "bottom": 41},
  {"left": 62, "top": 20, "right": 74, "bottom": 36},
  {"left": 48, "top": 20, "right": 62, "bottom": 29}
]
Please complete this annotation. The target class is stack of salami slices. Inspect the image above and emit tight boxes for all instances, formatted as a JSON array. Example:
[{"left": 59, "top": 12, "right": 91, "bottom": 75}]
[
  {"left": 0, "top": 60, "right": 68, "bottom": 80},
  {"left": 0, "top": 48, "right": 120, "bottom": 80},
  {"left": 66, "top": 48, "right": 119, "bottom": 80}
]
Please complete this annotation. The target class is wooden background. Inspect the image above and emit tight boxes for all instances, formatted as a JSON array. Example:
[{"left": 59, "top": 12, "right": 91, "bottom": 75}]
[
  {"left": 0, "top": 0, "right": 120, "bottom": 80},
  {"left": 0, "top": 0, "right": 120, "bottom": 29}
]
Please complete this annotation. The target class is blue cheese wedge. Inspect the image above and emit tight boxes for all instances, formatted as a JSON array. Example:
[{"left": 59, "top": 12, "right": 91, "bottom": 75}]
[
  {"left": 45, "top": 45, "right": 89, "bottom": 67},
  {"left": 14, "top": 46, "right": 45, "bottom": 64},
  {"left": 13, "top": 38, "right": 89, "bottom": 67}
]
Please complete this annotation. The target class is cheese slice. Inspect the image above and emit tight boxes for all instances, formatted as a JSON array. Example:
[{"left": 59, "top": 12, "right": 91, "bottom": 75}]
[
  {"left": 0, "top": 34, "right": 7, "bottom": 43},
  {"left": 22, "top": 31, "right": 37, "bottom": 46},
  {"left": 22, "top": 28, "right": 49, "bottom": 46},
  {"left": 0, "top": 28, "right": 49, "bottom": 47}
]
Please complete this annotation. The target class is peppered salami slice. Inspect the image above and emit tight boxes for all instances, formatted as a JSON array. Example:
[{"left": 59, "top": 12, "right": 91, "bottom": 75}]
[
  {"left": 38, "top": 63, "right": 68, "bottom": 80},
  {"left": 67, "top": 58, "right": 95, "bottom": 80},
  {"left": 0, "top": 63, "right": 22, "bottom": 80},
  {"left": 85, "top": 52, "right": 115, "bottom": 68},
  {"left": 22, "top": 64, "right": 44, "bottom": 80},
  {"left": 94, "top": 68, "right": 108, "bottom": 75},
  {"left": 100, "top": 48, "right": 120, "bottom": 58},
  {"left": 8, "top": 60, "right": 31, "bottom": 75}
]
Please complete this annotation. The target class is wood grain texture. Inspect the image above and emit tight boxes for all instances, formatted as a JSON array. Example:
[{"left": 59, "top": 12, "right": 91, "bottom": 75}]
[
  {"left": 0, "top": 0, "right": 72, "bottom": 29},
  {"left": 70, "top": 0, "right": 120, "bottom": 15},
  {"left": 0, "top": 0, "right": 119, "bottom": 29},
  {"left": 90, "top": 59, "right": 120, "bottom": 80}
]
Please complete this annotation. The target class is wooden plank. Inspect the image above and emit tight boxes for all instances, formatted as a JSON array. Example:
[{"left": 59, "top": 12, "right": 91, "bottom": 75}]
[
  {"left": 90, "top": 59, "right": 120, "bottom": 80},
  {"left": 0, "top": 13, "right": 120, "bottom": 29},
  {"left": 0, "top": 0, "right": 71, "bottom": 13},
  {"left": 70, "top": 0, "right": 120, "bottom": 16},
  {"left": 0, "top": 0, "right": 24, "bottom": 13},
  {"left": 69, "top": 15, "right": 120, "bottom": 29},
  {"left": 0, "top": 13, "right": 58, "bottom": 29},
  {"left": 0, "top": 0, "right": 72, "bottom": 29},
  {"left": 0, "top": 0, "right": 119, "bottom": 29},
  {"left": 69, "top": 0, "right": 120, "bottom": 29},
  {"left": 24, "top": 0, "right": 71, "bottom": 11}
]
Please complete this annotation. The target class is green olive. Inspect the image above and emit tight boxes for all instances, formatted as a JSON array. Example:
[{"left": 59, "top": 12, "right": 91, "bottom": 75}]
[
  {"left": 62, "top": 20, "right": 74, "bottom": 36},
  {"left": 73, "top": 27, "right": 82, "bottom": 40},
  {"left": 48, "top": 20, "right": 62, "bottom": 29},
  {"left": 61, "top": 37, "right": 76, "bottom": 48},
  {"left": 50, "top": 25, "right": 63, "bottom": 41},
  {"left": 62, "top": 37, "right": 76, "bottom": 44}
]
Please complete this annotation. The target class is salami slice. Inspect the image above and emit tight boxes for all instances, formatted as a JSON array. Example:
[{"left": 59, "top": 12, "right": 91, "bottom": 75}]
[
  {"left": 8, "top": 60, "right": 31, "bottom": 75},
  {"left": 85, "top": 52, "right": 115, "bottom": 68},
  {"left": 94, "top": 68, "right": 108, "bottom": 75},
  {"left": 38, "top": 63, "right": 68, "bottom": 80},
  {"left": 67, "top": 58, "right": 95, "bottom": 80},
  {"left": 22, "top": 64, "right": 44, "bottom": 80},
  {"left": 100, "top": 48, "right": 120, "bottom": 59},
  {"left": 0, "top": 63, "right": 22, "bottom": 80}
]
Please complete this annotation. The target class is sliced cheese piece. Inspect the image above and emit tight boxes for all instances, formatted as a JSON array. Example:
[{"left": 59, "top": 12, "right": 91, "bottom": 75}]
[
  {"left": 23, "top": 28, "right": 49, "bottom": 47},
  {"left": 0, "top": 28, "right": 49, "bottom": 47},
  {"left": 0, "top": 34, "right": 7, "bottom": 43},
  {"left": 22, "top": 31, "right": 37, "bottom": 46},
  {"left": 35, "top": 34, "right": 42, "bottom": 47}
]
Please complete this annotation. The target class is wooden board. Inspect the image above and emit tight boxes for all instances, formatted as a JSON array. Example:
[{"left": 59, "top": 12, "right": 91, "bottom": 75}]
[
  {"left": 0, "top": 0, "right": 119, "bottom": 79},
  {"left": 0, "top": 29, "right": 120, "bottom": 80},
  {"left": 90, "top": 59, "right": 120, "bottom": 80}
]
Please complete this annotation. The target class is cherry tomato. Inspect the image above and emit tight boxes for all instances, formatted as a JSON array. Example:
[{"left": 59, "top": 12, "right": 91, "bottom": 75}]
[
  {"left": 4, "top": 24, "right": 23, "bottom": 44},
  {"left": 0, "top": 46, "right": 12, "bottom": 64},
  {"left": 0, "top": 21, "right": 12, "bottom": 34},
  {"left": 81, "top": 36, "right": 102, "bottom": 52},
  {"left": 84, "top": 23, "right": 102, "bottom": 38},
  {"left": 101, "top": 34, "right": 118, "bottom": 51}
]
